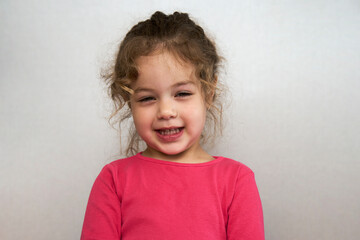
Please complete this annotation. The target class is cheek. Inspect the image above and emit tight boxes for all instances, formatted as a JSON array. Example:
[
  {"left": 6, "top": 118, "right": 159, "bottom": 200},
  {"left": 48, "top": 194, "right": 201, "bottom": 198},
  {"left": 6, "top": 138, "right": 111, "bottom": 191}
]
[
  {"left": 132, "top": 107, "right": 154, "bottom": 133},
  {"left": 132, "top": 117, "right": 152, "bottom": 142},
  {"left": 183, "top": 104, "right": 207, "bottom": 129}
]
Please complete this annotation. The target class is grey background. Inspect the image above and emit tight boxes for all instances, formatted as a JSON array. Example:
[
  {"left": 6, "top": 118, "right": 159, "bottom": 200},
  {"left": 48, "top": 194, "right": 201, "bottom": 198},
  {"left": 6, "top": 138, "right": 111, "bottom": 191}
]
[{"left": 1, "top": 0, "right": 359, "bottom": 239}]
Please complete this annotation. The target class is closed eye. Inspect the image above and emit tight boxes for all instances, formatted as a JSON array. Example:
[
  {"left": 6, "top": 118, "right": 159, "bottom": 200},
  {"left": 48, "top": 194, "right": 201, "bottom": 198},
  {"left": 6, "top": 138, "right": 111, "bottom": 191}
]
[
  {"left": 175, "top": 92, "right": 192, "bottom": 98},
  {"left": 138, "top": 96, "right": 156, "bottom": 102}
]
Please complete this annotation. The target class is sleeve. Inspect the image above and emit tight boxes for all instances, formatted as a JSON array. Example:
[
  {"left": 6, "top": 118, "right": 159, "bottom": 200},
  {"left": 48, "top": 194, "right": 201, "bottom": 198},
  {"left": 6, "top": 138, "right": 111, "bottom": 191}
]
[
  {"left": 81, "top": 164, "right": 122, "bottom": 240},
  {"left": 226, "top": 170, "right": 265, "bottom": 240}
]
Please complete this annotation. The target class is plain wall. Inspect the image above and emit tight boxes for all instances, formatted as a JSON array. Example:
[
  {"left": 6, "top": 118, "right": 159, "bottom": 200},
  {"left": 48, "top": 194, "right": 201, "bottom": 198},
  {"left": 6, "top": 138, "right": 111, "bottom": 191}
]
[{"left": 1, "top": 0, "right": 359, "bottom": 239}]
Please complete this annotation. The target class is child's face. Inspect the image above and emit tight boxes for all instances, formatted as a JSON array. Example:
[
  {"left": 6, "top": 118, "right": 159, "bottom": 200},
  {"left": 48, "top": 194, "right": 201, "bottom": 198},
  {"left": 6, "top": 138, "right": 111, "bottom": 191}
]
[{"left": 130, "top": 51, "right": 207, "bottom": 161}]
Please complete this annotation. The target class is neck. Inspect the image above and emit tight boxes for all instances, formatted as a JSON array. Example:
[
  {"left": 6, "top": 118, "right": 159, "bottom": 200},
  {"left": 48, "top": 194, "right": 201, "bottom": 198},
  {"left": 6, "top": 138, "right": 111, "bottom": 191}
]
[{"left": 141, "top": 146, "right": 214, "bottom": 164}]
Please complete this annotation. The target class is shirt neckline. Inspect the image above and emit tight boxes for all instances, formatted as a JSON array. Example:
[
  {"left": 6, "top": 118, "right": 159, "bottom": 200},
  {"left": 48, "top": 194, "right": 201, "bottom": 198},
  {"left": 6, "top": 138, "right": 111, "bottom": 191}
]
[{"left": 134, "top": 152, "right": 224, "bottom": 167}]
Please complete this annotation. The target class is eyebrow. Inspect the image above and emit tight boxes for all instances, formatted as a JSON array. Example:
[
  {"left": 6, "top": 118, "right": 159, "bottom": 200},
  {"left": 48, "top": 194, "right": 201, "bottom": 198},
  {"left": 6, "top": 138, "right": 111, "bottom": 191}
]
[{"left": 133, "top": 80, "right": 195, "bottom": 93}]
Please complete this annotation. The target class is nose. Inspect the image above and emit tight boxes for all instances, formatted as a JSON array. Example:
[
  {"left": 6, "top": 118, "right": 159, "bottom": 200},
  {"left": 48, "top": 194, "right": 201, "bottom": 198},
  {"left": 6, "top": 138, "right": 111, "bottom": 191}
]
[{"left": 157, "top": 99, "right": 177, "bottom": 120}]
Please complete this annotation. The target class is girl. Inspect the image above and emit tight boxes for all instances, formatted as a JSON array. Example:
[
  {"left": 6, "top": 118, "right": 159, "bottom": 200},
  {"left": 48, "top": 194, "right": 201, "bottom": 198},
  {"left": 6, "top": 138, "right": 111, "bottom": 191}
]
[{"left": 81, "top": 11, "right": 264, "bottom": 240}]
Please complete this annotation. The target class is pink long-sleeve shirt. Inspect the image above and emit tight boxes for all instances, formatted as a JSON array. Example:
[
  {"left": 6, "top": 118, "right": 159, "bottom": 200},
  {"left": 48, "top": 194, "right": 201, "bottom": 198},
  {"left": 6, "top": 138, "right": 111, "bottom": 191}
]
[{"left": 81, "top": 153, "right": 264, "bottom": 240}]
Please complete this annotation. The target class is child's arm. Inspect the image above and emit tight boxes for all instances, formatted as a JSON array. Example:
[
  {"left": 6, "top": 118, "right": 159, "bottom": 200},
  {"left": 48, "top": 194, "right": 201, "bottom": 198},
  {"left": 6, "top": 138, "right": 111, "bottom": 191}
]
[
  {"left": 81, "top": 165, "right": 121, "bottom": 240},
  {"left": 227, "top": 170, "right": 265, "bottom": 240}
]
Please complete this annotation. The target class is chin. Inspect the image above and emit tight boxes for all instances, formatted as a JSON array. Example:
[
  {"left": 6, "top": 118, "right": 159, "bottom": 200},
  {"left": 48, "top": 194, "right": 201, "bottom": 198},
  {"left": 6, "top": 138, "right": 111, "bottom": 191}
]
[
  {"left": 152, "top": 144, "right": 193, "bottom": 156},
  {"left": 159, "top": 148, "right": 186, "bottom": 156}
]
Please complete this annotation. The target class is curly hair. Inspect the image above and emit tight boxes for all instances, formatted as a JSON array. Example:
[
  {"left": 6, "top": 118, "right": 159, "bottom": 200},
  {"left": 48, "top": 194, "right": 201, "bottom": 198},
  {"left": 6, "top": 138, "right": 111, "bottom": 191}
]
[{"left": 103, "top": 11, "right": 224, "bottom": 156}]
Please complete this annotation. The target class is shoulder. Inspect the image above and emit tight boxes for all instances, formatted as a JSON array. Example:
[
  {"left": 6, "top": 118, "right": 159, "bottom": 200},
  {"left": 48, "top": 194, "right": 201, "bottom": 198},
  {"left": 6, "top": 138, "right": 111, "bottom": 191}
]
[
  {"left": 91, "top": 154, "right": 141, "bottom": 183},
  {"left": 216, "top": 156, "right": 254, "bottom": 177},
  {"left": 93, "top": 154, "right": 143, "bottom": 196},
  {"left": 107, "top": 155, "right": 138, "bottom": 168},
  {"left": 100, "top": 154, "right": 142, "bottom": 176}
]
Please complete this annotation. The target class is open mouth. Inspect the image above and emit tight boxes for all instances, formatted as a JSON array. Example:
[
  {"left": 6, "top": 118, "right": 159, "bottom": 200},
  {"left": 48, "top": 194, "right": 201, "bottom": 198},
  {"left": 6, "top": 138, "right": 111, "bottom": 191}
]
[{"left": 156, "top": 127, "right": 184, "bottom": 136}]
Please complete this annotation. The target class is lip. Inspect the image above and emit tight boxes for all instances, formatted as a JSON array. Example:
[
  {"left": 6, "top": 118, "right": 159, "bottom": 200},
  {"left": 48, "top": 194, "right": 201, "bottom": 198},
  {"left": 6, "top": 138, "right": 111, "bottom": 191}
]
[{"left": 155, "top": 127, "right": 184, "bottom": 142}]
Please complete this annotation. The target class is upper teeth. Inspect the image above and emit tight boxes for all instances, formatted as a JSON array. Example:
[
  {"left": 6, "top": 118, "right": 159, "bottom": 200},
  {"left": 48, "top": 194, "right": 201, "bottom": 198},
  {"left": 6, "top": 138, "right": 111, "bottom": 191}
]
[{"left": 160, "top": 128, "right": 180, "bottom": 135}]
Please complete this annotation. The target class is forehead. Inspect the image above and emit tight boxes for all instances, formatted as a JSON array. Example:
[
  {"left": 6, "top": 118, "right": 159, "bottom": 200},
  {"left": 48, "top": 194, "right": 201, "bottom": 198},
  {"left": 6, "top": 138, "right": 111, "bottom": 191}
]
[{"left": 134, "top": 51, "right": 197, "bottom": 85}]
